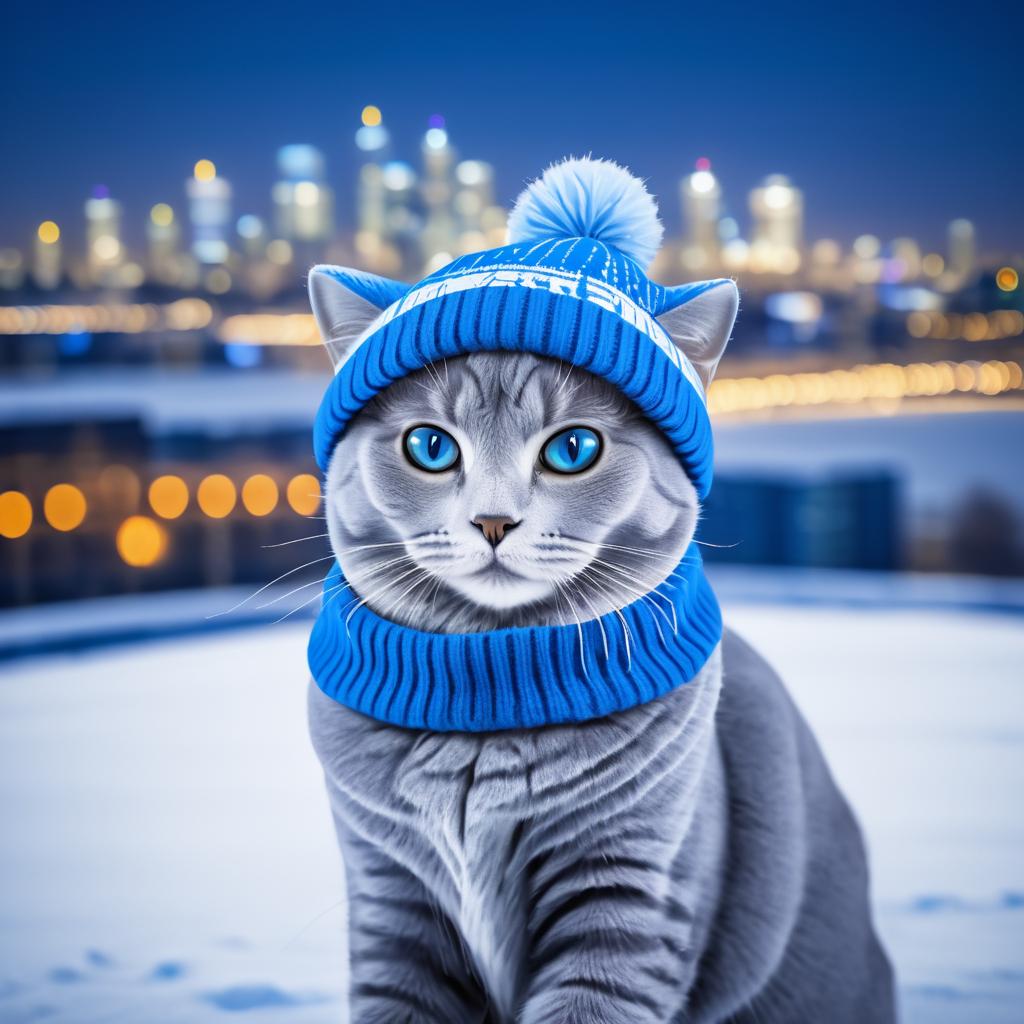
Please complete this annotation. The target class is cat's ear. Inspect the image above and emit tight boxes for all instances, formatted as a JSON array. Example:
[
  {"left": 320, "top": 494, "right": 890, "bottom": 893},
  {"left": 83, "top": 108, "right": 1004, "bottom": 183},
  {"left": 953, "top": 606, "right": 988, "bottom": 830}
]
[
  {"left": 308, "top": 265, "right": 410, "bottom": 371},
  {"left": 656, "top": 279, "right": 739, "bottom": 390}
]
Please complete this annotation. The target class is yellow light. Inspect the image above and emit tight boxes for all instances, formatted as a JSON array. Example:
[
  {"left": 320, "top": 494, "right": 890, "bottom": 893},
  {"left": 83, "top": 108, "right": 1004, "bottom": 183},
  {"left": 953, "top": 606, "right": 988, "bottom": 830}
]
[
  {"left": 193, "top": 159, "right": 217, "bottom": 182},
  {"left": 286, "top": 474, "right": 321, "bottom": 516},
  {"left": 996, "top": 267, "right": 1019, "bottom": 292},
  {"left": 906, "top": 312, "right": 931, "bottom": 338},
  {"left": 37, "top": 221, "right": 60, "bottom": 245},
  {"left": 116, "top": 515, "right": 168, "bottom": 567},
  {"left": 43, "top": 484, "right": 87, "bottom": 532},
  {"left": 921, "top": 253, "right": 944, "bottom": 277},
  {"left": 148, "top": 475, "right": 189, "bottom": 519},
  {"left": 361, "top": 105, "right": 382, "bottom": 127},
  {"left": 197, "top": 474, "right": 236, "bottom": 518},
  {"left": 0, "top": 491, "right": 33, "bottom": 539},
  {"left": 150, "top": 203, "right": 174, "bottom": 227},
  {"left": 242, "top": 474, "right": 279, "bottom": 516}
]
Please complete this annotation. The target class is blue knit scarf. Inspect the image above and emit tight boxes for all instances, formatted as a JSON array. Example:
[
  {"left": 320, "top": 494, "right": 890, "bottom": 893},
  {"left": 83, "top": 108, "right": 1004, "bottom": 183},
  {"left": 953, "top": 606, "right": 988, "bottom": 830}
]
[{"left": 308, "top": 543, "right": 721, "bottom": 733}]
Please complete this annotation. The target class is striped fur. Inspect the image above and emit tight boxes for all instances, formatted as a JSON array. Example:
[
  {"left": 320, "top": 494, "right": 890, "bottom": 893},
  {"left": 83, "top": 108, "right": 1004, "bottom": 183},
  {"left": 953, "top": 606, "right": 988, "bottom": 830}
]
[{"left": 310, "top": 353, "right": 895, "bottom": 1021}]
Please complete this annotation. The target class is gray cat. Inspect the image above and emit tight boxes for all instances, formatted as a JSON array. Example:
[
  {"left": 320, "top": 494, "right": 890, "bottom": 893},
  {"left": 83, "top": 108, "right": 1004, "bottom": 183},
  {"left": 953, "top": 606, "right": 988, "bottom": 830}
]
[{"left": 305, "top": 266, "right": 895, "bottom": 1023}]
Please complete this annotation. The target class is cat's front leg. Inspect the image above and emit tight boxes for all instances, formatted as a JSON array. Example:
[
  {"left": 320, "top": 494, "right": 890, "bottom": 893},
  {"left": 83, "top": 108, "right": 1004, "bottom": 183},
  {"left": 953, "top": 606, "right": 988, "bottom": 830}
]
[
  {"left": 342, "top": 832, "right": 489, "bottom": 1024},
  {"left": 517, "top": 846, "right": 688, "bottom": 1024}
]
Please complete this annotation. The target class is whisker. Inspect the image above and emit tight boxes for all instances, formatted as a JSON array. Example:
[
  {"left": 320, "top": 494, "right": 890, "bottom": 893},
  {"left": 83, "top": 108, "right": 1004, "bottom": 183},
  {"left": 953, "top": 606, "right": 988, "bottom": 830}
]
[
  {"left": 262, "top": 532, "right": 330, "bottom": 548},
  {"left": 207, "top": 553, "right": 337, "bottom": 619},
  {"left": 273, "top": 580, "right": 349, "bottom": 624}
]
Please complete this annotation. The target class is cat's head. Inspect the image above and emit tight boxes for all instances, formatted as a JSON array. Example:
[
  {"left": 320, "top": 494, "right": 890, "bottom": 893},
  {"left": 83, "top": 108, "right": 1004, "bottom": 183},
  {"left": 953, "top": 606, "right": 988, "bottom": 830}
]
[{"left": 311, "top": 273, "right": 736, "bottom": 634}]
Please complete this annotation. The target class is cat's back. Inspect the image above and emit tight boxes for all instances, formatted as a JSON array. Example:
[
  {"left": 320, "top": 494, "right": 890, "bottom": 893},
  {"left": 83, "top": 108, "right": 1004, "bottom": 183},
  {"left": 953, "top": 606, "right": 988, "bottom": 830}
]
[{"left": 691, "top": 627, "right": 896, "bottom": 1023}]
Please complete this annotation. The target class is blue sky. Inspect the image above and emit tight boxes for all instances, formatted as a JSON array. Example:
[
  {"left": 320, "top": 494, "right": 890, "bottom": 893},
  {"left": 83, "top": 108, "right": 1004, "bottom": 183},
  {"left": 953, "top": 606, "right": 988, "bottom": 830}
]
[{"left": 6, "top": 0, "right": 1021, "bottom": 254}]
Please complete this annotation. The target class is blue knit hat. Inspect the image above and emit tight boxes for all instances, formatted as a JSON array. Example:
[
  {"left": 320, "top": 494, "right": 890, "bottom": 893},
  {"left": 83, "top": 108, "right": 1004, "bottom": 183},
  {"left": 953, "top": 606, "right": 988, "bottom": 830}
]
[
  {"left": 307, "top": 158, "right": 739, "bottom": 732},
  {"left": 309, "top": 157, "right": 738, "bottom": 499}
]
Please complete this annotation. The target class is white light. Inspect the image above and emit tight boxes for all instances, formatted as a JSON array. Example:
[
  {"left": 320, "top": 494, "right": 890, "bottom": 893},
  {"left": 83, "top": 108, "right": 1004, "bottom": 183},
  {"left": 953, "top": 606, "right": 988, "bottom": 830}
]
[
  {"left": 424, "top": 128, "right": 448, "bottom": 150},
  {"left": 382, "top": 161, "right": 416, "bottom": 191},
  {"left": 355, "top": 125, "right": 389, "bottom": 152},
  {"left": 853, "top": 234, "right": 881, "bottom": 260},
  {"left": 763, "top": 184, "right": 793, "bottom": 210},
  {"left": 690, "top": 170, "right": 716, "bottom": 194},
  {"left": 294, "top": 181, "right": 320, "bottom": 207},
  {"left": 237, "top": 215, "right": 263, "bottom": 239},
  {"left": 456, "top": 160, "right": 487, "bottom": 186},
  {"left": 765, "top": 291, "right": 823, "bottom": 324},
  {"left": 92, "top": 235, "right": 121, "bottom": 261}
]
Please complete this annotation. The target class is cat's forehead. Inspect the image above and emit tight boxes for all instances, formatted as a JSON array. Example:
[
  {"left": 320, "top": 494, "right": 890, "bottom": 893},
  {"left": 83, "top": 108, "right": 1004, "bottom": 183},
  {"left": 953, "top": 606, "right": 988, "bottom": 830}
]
[{"left": 376, "top": 353, "right": 632, "bottom": 435}]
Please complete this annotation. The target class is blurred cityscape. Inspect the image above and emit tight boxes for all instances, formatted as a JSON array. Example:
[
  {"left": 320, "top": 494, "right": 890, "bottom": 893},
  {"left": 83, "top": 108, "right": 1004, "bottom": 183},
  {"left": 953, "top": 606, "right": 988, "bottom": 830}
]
[{"left": 1, "top": 107, "right": 1023, "bottom": 608}]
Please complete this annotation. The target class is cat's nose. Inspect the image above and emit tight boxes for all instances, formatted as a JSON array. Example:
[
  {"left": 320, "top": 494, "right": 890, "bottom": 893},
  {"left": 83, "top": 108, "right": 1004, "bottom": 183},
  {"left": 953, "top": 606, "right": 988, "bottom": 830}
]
[{"left": 471, "top": 515, "right": 520, "bottom": 548}]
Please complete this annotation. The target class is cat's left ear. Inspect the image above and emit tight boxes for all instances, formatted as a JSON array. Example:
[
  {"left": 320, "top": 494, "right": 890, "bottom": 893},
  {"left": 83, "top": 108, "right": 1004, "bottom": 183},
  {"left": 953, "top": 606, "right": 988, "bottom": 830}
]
[
  {"left": 308, "top": 265, "right": 410, "bottom": 371},
  {"left": 656, "top": 279, "right": 739, "bottom": 390}
]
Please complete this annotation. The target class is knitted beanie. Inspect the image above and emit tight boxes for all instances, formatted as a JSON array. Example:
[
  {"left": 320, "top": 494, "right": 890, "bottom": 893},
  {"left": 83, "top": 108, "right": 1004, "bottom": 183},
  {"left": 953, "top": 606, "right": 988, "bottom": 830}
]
[{"left": 307, "top": 157, "right": 739, "bottom": 732}]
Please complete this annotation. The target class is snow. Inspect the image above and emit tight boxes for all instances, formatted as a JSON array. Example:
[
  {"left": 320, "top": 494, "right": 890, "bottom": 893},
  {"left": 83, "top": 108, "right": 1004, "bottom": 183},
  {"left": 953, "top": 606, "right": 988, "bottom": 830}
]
[{"left": 1, "top": 585, "right": 1022, "bottom": 1022}]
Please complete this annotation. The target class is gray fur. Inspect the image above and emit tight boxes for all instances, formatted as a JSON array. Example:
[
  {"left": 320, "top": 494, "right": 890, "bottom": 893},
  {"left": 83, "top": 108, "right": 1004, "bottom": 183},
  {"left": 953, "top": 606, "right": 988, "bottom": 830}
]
[{"left": 309, "top": 350, "right": 895, "bottom": 1022}]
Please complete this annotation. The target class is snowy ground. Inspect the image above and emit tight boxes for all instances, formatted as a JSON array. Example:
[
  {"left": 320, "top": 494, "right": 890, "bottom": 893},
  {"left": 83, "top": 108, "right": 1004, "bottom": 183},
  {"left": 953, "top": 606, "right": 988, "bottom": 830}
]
[{"left": 1, "top": 583, "right": 1022, "bottom": 1023}]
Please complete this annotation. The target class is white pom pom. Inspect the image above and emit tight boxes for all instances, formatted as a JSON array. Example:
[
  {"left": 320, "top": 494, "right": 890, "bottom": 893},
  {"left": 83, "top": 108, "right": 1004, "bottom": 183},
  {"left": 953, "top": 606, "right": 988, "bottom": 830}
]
[{"left": 506, "top": 157, "right": 664, "bottom": 268}]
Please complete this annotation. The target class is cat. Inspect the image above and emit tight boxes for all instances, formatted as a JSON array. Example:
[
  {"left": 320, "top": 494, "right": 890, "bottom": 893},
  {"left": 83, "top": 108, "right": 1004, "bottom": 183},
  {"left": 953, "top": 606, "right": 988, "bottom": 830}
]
[
  {"left": 307, "top": 346, "right": 895, "bottom": 1024},
  {"left": 305, "top": 157, "right": 895, "bottom": 1022}
]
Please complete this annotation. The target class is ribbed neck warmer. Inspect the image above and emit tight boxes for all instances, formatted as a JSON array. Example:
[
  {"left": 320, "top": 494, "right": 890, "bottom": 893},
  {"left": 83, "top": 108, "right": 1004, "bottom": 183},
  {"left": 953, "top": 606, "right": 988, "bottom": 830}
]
[{"left": 307, "top": 544, "right": 721, "bottom": 733}]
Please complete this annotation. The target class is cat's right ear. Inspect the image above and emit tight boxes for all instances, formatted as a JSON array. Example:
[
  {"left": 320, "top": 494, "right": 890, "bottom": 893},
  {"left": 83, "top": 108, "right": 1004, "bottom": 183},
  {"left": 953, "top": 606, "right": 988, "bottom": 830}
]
[{"left": 308, "top": 265, "right": 410, "bottom": 371}]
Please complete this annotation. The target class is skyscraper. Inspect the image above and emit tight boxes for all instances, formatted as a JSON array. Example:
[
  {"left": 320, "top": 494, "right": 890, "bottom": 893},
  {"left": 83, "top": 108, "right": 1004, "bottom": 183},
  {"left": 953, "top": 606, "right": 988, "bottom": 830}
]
[
  {"left": 680, "top": 158, "right": 722, "bottom": 273},
  {"left": 453, "top": 159, "right": 496, "bottom": 252},
  {"left": 146, "top": 203, "right": 182, "bottom": 286},
  {"left": 186, "top": 160, "right": 232, "bottom": 266},
  {"left": 32, "top": 221, "right": 62, "bottom": 290},
  {"left": 85, "top": 187, "right": 124, "bottom": 284},
  {"left": 947, "top": 218, "right": 976, "bottom": 282},
  {"left": 354, "top": 105, "right": 394, "bottom": 272},
  {"left": 419, "top": 117, "right": 457, "bottom": 269},
  {"left": 749, "top": 175, "right": 803, "bottom": 274},
  {"left": 272, "top": 145, "right": 333, "bottom": 253}
]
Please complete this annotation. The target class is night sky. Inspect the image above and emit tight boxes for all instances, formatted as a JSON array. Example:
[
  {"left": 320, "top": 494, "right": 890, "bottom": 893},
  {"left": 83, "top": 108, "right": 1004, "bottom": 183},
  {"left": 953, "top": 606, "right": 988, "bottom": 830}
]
[{"left": 7, "top": 1, "right": 1022, "bottom": 256}]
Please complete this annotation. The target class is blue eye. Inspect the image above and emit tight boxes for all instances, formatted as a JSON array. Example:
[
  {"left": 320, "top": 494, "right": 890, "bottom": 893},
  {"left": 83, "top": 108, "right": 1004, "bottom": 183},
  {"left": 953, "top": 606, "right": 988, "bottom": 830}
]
[
  {"left": 541, "top": 426, "right": 602, "bottom": 474},
  {"left": 404, "top": 425, "right": 460, "bottom": 472}
]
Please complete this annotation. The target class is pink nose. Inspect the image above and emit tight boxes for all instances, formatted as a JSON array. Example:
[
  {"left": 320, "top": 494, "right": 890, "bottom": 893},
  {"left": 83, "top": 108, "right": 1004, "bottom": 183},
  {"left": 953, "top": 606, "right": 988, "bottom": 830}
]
[{"left": 471, "top": 516, "right": 519, "bottom": 548}]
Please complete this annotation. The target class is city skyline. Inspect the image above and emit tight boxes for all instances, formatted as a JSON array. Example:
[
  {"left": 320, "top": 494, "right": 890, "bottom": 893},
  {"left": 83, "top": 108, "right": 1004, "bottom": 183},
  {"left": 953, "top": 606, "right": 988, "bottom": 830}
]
[{"left": 6, "top": 2, "right": 1021, "bottom": 256}]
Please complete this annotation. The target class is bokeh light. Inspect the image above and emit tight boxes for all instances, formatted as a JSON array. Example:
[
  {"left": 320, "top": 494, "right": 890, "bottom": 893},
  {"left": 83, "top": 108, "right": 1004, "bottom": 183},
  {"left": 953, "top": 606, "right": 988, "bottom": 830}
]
[
  {"left": 193, "top": 158, "right": 216, "bottom": 182},
  {"left": 150, "top": 203, "right": 174, "bottom": 226},
  {"left": 148, "top": 475, "right": 189, "bottom": 519},
  {"left": 0, "top": 491, "right": 33, "bottom": 539},
  {"left": 197, "top": 474, "right": 236, "bottom": 518},
  {"left": 241, "top": 474, "right": 279, "bottom": 516},
  {"left": 286, "top": 474, "right": 321, "bottom": 515},
  {"left": 361, "top": 105, "right": 382, "bottom": 127},
  {"left": 996, "top": 267, "right": 1019, "bottom": 292},
  {"left": 43, "top": 484, "right": 87, "bottom": 531},
  {"left": 116, "top": 515, "right": 168, "bottom": 567},
  {"left": 37, "top": 221, "right": 60, "bottom": 244}
]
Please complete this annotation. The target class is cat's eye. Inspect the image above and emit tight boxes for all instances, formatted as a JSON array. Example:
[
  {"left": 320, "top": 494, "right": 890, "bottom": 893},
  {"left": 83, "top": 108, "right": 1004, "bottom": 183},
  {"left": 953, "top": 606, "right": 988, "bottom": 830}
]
[
  {"left": 540, "top": 426, "right": 602, "bottom": 474},
  {"left": 403, "top": 425, "right": 460, "bottom": 473}
]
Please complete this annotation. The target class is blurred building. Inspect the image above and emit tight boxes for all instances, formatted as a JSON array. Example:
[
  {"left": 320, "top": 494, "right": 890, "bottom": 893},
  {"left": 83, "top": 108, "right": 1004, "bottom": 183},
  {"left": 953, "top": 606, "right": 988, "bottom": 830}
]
[
  {"left": 272, "top": 145, "right": 333, "bottom": 264},
  {"left": 85, "top": 189, "right": 125, "bottom": 285},
  {"left": 948, "top": 218, "right": 976, "bottom": 283},
  {"left": 32, "top": 221, "right": 62, "bottom": 290},
  {"left": 419, "top": 118, "right": 457, "bottom": 269},
  {"left": 146, "top": 204, "right": 183, "bottom": 287},
  {"left": 354, "top": 105, "right": 394, "bottom": 273},
  {"left": 680, "top": 159, "right": 722, "bottom": 274},
  {"left": 186, "top": 160, "right": 232, "bottom": 267},
  {"left": 749, "top": 175, "right": 803, "bottom": 275},
  {"left": 701, "top": 472, "right": 901, "bottom": 570}
]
